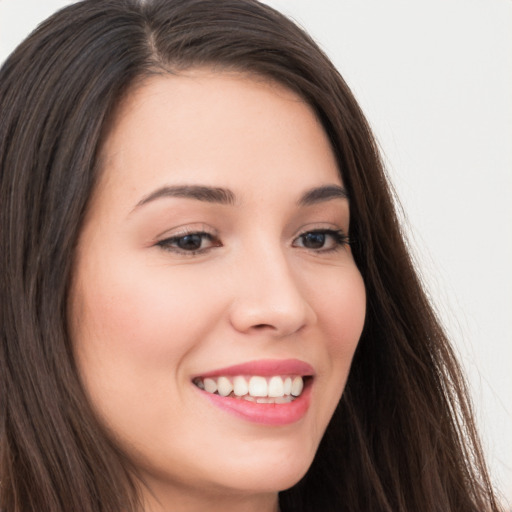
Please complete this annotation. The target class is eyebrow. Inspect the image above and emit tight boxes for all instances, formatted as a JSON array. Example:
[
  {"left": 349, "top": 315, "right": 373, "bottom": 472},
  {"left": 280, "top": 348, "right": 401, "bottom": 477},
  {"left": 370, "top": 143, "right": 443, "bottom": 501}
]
[
  {"left": 297, "top": 184, "right": 349, "bottom": 206},
  {"left": 134, "top": 185, "right": 236, "bottom": 210},
  {"left": 132, "top": 183, "right": 348, "bottom": 212}
]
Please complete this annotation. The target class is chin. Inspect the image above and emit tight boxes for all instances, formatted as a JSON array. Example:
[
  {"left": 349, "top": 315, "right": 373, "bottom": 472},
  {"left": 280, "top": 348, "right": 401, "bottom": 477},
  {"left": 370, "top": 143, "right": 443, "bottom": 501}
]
[
  {"left": 133, "top": 433, "right": 318, "bottom": 500},
  {"left": 207, "top": 440, "right": 318, "bottom": 494}
]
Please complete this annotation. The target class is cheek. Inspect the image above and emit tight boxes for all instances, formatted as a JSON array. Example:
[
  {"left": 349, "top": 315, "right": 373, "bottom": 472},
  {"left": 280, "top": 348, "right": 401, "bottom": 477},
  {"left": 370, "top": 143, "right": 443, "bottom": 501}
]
[
  {"left": 68, "top": 254, "right": 226, "bottom": 428},
  {"left": 72, "top": 259, "right": 214, "bottom": 364},
  {"left": 317, "top": 268, "right": 366, "bottom": 354},
  {"left": 311, "top": 267, "right": 366, "bottom": 404},
  {"left": 69, "top": 258, "right": 231, "bottom": 462}
]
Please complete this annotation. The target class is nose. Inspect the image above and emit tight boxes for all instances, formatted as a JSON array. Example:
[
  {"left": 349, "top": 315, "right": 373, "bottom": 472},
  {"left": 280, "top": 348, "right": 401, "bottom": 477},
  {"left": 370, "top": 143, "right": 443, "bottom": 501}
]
[{"left": 228, "top": 247, "right": 317, "bottom": 337}]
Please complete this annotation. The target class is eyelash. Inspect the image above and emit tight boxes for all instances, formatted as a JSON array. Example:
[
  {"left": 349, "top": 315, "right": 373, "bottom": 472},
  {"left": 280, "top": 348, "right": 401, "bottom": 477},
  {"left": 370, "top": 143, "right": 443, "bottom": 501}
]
[
  {"left": 156, "top": 228, "right": 350, "bottom": 256},
  {"left": 156, "top": 230, "right": 220, "bottom": 255},
  {"left": 293, "top": 229, "right": 350, "bottom": 252}
]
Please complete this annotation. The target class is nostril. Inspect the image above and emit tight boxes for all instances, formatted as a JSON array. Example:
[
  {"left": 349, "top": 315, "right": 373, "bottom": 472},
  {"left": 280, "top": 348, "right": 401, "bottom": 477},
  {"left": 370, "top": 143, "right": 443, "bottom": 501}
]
[{"left": 229, "top": 292, "right": 315, "bottom": 336}]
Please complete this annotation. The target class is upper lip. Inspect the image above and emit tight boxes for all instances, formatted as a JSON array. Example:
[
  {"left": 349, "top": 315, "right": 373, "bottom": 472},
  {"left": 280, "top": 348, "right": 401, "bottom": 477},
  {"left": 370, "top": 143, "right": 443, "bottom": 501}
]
[{"left": 194, "top": 358, "right": 315, "bottom": 379}]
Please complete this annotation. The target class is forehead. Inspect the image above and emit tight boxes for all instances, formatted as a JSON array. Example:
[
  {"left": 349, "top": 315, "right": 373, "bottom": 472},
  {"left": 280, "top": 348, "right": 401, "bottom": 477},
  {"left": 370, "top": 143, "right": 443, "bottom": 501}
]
[{"left": 94, "top": 69, "right": 342, "bottom": 212}]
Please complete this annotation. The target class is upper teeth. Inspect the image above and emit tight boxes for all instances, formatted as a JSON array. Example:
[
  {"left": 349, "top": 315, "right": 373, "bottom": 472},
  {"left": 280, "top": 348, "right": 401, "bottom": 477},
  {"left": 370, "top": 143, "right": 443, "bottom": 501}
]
[{"left": 194, "top": 375, "right": 305, "bottom": 399}]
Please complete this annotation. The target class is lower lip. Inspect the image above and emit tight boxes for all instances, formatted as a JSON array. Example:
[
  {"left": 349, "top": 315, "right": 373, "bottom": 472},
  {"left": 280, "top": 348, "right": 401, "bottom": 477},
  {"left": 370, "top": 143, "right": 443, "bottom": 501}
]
[{"left": 197, "top": 382, "right": 312, "bottom": 426}]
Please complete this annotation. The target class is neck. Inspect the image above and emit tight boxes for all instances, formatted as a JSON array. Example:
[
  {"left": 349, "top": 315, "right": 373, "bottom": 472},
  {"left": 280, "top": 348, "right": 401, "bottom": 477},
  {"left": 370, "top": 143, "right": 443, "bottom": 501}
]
[{"left": 141, "top": 481, "right": 280, "bottom": 512}]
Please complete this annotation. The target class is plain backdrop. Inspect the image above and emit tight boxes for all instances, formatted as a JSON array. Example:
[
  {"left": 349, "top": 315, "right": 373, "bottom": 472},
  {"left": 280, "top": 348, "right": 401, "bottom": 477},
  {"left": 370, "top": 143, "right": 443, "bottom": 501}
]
[{"left": 1, "top": 0, "right": 511, "bottom": 507}]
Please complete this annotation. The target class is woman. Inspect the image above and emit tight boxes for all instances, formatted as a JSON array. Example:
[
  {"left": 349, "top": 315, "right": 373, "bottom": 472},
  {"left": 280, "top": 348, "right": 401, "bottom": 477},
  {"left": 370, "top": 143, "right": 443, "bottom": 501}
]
[{"left": 0, "top": 0, "right": 502, "bottom": 511}]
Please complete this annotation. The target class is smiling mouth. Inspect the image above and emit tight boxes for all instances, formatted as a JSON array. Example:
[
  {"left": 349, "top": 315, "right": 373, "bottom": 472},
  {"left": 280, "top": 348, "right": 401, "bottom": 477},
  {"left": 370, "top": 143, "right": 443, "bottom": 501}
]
[{"left": 193, "top": 375, "right": 310, "bottom": 404}]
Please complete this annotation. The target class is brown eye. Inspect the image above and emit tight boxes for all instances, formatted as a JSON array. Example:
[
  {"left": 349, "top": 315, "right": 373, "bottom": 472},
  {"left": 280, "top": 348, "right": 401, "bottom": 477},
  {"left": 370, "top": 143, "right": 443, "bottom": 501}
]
[
  {"left": 301, "top": 232, "right": 327, "bottom": 249},
  {"left": 176, "top": 234, "right": 204, "bottom": 251},
  {"left": 293, "top": 229, "right": 349, "bottom": 252},
  {"left": 157, "top": 232, "right": 220, "bottom": 254}
]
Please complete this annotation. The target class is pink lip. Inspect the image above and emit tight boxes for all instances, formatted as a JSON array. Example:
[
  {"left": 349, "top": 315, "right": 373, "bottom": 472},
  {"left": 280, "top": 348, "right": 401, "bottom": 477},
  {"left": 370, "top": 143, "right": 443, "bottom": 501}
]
[
  {"left": 199, "top": 383, "right": 312, "bottom": 426},
  {"left": 195, "top": 358, "right": 315, "bottom": 379},
  {"left": 193, "top": 359, "right": 315, "bottom": 426}
]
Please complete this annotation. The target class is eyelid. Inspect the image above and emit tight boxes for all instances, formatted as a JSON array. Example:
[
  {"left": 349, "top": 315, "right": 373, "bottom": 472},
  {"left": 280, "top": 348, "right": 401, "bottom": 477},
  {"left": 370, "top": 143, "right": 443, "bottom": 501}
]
[
  {"left": 292, "top": 222, "right": 348, "bottom": 239},
  {"left": 292, "top": 224, "right": 350, "bottom": 252},
  {"left": 154, "top": 222, "right": 218, "bottom": 241},
  {"left": 152, "top": 222, "right": 349, "bottom": 256},
  {"left": 154, "top": 224, "right": 221, "bottom": 255}
]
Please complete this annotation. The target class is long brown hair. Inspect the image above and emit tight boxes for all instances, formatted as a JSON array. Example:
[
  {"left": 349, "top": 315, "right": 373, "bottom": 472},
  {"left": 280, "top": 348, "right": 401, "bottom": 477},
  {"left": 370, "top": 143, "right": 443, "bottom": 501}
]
[{"left": 0, "top": 1, "right": 501, "bottom": 511}]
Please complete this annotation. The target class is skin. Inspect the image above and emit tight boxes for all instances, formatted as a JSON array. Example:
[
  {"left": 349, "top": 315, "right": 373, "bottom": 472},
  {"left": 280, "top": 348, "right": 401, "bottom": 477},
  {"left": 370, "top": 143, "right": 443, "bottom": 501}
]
[{"left": 69, "top": 70, "right": 366, "bottom": 512}]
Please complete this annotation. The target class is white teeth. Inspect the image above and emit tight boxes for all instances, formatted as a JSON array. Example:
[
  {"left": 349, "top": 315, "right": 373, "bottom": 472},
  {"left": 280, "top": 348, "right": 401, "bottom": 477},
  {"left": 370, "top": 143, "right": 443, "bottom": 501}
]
[
  {"left": 195, "top": 375, "right": 306, "bottom": 400},
  {"left": 291, "top": 376, "right": 304, "bottom": 397},
  {"left": 203, "top": 378, "right": 217, "bottom": 394},
  {"left": 217, "top": 376, "right": 233, "bottom": 397},
  {"left": 249, "top": 376, "right": 268, "bottom": 397},
  {"left": 274, "top": 395, "right": 294, "bottom": 404},
  {"left": 256, "top": 397, "right": 275, "bottom": 403},
  {"left": 268, "top": 376, "right": 284, "bottom": 397},
  {"left": 283, "top": 377, "right": 292, "bottom": 395},
  {"left": 233, "top": 376, "right": 249, "bottom": 396}
]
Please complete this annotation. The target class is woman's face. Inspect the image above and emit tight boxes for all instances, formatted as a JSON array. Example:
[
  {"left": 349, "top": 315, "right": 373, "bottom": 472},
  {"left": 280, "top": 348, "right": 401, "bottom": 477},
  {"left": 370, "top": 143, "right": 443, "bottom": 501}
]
[{"left": 69, "top": 71, "right": 366, "bottom": 509}]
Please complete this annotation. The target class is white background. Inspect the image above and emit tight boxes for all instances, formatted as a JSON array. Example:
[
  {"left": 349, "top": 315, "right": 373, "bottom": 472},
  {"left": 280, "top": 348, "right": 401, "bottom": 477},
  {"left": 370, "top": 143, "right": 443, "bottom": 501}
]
[{"left": 1, "top": 0, "right": 511, "bottom": 507}]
